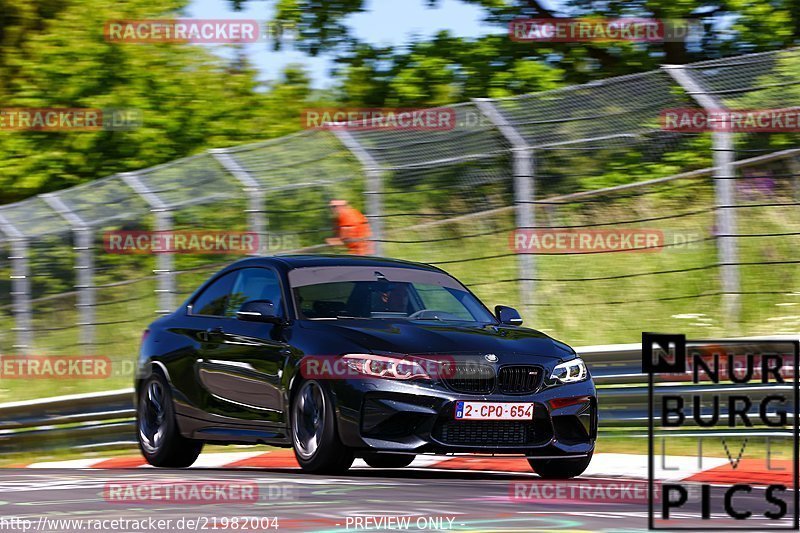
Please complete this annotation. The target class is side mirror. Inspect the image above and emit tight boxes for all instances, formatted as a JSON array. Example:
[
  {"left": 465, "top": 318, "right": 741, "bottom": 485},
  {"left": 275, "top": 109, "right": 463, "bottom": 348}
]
[
  {"left": 236, "top": 300, "right": 282, "bottom": 324},
  {"left": 495, "top": 305, "right": 523, "bottom": 326}
]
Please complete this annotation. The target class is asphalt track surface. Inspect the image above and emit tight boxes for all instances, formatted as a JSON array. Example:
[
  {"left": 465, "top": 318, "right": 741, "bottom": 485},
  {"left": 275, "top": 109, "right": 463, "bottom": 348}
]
[{"left": 0, "top": 466, "right": 792, "bottom": 533}]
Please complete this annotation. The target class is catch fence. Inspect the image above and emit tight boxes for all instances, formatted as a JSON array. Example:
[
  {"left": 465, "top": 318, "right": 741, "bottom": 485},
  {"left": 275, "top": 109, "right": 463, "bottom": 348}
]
[{"left": 2, "top": 49, "right": 800, "bottom": 399}]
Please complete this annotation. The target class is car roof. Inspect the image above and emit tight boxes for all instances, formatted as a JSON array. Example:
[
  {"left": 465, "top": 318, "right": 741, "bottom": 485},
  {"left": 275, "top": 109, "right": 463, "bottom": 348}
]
[{"left": 224, "top": 254, "right": 443, "bottom": 273}]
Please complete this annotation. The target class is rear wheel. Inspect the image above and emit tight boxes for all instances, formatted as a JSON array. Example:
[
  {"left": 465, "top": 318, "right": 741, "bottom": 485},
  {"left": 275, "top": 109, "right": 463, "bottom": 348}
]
[
  {"left": 291, "top": 380, "right": 354, "bottom": 474},
  {"left": 137, "top": 372, "right": 203, "bottom": 468},
  {"left": 363, "top": 453, "right": 415, "bottom": 469},
  {"left": 528, "top": 452, "right": 592, "bottom": 479}
]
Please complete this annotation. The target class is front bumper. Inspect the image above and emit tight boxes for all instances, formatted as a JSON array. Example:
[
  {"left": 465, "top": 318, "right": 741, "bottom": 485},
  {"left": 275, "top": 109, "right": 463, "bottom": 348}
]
[{"left": 330, "top": 377, "right": 597, "bottom": 457}]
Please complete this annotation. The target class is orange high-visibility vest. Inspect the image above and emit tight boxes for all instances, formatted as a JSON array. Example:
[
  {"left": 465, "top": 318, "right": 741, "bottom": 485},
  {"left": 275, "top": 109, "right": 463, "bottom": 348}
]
[{"left": 336, "top": 206, "right": 373, "bottom": 255}]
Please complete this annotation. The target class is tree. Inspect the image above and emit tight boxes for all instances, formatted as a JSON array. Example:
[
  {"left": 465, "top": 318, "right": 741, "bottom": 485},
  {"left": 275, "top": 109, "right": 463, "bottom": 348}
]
[
  {"left": 0, "top": 0, "right": 313, "bottom": 203},
  {"left": 258, "top": 0, "right": 797, "bottom": 105}
]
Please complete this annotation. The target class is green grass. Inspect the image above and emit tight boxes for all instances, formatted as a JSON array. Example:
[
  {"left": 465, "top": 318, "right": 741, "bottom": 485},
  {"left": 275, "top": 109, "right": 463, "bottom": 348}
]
[
  {"left": 1, "top": 179, "right": 799, "bottom": 403},
  {"left": 2, "top": 437, "right": 787, "bottom": 467},
  {"left": 383, "top": 189, "right": 800, "bottom": 346},
  {"left": 0, "top": 444, "right": 278, "bottom": 468},
  {"left": 597, "top": 434, "right": 794, "bottom": 460}
]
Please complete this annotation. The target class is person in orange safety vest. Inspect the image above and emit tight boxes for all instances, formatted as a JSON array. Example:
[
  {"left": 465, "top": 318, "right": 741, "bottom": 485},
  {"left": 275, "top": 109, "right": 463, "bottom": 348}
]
[{"left": 326, "top": 199, "right": 374, "bottom": 255}]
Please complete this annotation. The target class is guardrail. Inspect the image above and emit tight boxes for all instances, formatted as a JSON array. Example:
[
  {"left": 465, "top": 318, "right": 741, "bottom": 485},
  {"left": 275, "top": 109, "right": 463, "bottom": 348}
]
[
  {"left": 0, "top": 340, "right": 794, "bottom": 454},
  {"left": 0, "top": 389, "right": 135, "bottom": 453}
]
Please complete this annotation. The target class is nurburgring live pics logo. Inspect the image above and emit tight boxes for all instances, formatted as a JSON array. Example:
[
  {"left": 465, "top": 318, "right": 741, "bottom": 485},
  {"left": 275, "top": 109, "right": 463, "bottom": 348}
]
[{"left": 643, "top": 332, "right": 799, "bottom": 530}]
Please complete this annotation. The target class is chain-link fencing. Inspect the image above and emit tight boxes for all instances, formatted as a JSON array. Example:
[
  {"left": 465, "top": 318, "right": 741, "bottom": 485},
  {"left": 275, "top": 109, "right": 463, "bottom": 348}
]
[{"left": 2, "top": 48, "right": 800, "bottom": 399}]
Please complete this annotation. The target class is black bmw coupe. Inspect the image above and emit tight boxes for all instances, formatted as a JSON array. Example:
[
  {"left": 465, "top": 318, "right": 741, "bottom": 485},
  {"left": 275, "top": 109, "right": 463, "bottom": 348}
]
[{"left": 135, "top": 255, "right": 597, "bottom": 477}]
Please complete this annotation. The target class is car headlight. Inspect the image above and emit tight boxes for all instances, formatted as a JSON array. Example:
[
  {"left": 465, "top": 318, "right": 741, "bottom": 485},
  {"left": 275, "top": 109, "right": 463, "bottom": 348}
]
[
  {"left": 549, "top": 357, "right": 588, "bottom": 384},
  {"left": 342, "top": 353, "right": 432, "bottom": 381}
]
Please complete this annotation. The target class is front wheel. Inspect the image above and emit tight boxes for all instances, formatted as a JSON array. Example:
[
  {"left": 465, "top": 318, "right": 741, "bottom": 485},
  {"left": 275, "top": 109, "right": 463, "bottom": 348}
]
[
  {"left": 137, "top": 372, "right": 203, "bottom": 468},
  {"left": 291, "top": 380, "right": 354, "bottom": 474},
  {"left": 528, "top": 452, "right": 593, "bottom": 479},
  {"left": 363, "top": 453, "right": 415, "bottom": 469}
]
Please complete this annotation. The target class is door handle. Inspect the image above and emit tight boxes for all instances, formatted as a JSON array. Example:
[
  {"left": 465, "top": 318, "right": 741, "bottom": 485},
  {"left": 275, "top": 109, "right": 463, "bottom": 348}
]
[
  {"left": 198, "top": 327, "right": 224, "bottom": 342},
  {"left": 206, "top": 326, "right": 224, "bottom": 341}
]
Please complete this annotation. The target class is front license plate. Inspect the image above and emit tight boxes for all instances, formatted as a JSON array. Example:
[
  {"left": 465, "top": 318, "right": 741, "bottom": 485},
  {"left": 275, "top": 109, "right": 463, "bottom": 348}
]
[{"left": 454, "top": 401, "right": 534, "bottom": 420}]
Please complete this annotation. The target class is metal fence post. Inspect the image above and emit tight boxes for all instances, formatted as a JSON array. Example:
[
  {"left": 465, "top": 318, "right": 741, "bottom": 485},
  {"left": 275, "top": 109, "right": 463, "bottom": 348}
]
[
  {"left": 473, "top": 98, "right": 536, "bottom": 319},
  {"left": 0, "top": 215, "right": 32, "bottom": 353},
  {"left": 41, "top": 194, "right": 95, "bottom": 351},
  {"left": 209, "top": 149, "right": 267, "bottom": 255},
  {"left": 332, "top": 129, "right": 384, "bottom": 257},
  {"left": 120, "top": 172, "right": 175, "bottom": 314},
  {"left": 153, "top": 211, "right": 175, "bottom": 314},
  {"left": 513, "top": 148, "right": 536, "bottom": 316},
  {"left": 664, "top": 65, "right": 740, "bottom": 328}
]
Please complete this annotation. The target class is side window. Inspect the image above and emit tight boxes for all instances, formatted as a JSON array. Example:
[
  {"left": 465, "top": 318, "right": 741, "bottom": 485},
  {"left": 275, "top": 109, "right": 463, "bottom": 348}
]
[
  {"left": 227, "top": 268, "right": 284, "bottom": 318},
  {"left": 294, "top": 282, "right": 355, "bottom": 319},
  {"left": 191, "top": 271, "right": 237, "bottom": 317}
]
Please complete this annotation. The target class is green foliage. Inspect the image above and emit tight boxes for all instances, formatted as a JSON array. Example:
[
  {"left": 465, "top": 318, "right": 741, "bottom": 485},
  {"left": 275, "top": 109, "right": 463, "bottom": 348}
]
[
  {"left": 2, "top": 0, "right": 800, "bottom": 407},
  {"left": 263, "top": 0, "right": 799, "bottom": 106},
  {"left": 0, "top": 0, "right": 314, "bottom": 203},
  {"left": 335, "top": 33, "right": 564, "bottom": 105},
  {"left": 3, "top": 0, "right": 798, "bottom": 200}
]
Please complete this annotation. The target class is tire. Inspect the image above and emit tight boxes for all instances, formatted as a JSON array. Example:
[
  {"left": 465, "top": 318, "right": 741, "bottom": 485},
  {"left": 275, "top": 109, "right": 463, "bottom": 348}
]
[
  {"left": 137, "top": 371, "right": 203, "bottom": 468},
  {"left": 291, "top": 380, "right": 354, "bottom": 474},
  {"left": 528, "top": 452, "right": 593, "bottom": 479},
  {"left": 363, "top": 453, "right": 415, "bottom": 469}
]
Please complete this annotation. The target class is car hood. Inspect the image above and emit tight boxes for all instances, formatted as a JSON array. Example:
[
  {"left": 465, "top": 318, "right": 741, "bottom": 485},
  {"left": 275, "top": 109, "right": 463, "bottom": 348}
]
[{"left": 297, "top": 319, "right": 576, "bottom": 361}]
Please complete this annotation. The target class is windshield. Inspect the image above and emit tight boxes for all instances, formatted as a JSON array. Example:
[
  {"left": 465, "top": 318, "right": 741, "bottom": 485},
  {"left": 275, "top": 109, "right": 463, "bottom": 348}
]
[{"left": 289, "top": 266, "right": 496, "bottom": 324}]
